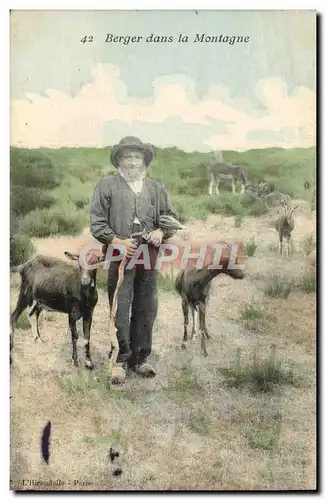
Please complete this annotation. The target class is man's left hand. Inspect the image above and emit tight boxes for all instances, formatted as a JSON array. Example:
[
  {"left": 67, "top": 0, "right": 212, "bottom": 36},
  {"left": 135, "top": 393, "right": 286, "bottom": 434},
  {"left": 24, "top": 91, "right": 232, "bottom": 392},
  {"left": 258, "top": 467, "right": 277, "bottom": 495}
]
[{"left": 147, "top": 228, "right": 164, "bottom": 247}]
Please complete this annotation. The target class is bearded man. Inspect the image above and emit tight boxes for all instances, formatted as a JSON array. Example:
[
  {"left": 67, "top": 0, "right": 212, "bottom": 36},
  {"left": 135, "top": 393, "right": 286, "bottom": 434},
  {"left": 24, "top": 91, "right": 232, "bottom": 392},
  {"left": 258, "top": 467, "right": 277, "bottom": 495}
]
[{"left": 90, "top": 136, "right": 178, "bottom": 383}]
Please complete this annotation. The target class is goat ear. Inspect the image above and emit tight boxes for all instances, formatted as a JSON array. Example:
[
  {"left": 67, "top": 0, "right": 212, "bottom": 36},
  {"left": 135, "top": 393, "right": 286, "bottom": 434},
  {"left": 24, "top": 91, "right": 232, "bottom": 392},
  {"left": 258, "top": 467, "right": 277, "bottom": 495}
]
[{"left": 64, "top": 251, "right": 80, "bottom": 262}]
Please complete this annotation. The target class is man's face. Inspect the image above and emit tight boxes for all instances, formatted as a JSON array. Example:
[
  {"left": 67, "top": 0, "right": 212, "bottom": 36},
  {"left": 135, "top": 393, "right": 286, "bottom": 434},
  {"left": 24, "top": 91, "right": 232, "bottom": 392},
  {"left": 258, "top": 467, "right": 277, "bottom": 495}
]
[{"left": 118, "top": 148, "right": 145, "bottom": 170}]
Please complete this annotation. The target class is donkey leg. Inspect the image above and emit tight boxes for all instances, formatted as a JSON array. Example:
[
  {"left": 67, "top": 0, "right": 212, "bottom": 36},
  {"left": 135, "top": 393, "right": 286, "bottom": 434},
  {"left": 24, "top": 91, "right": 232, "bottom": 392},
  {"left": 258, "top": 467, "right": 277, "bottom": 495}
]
[
  {"left": 232, "top": 178, "right": 237, "bottom": 195},
  {"left": 82, "top": 309, "right": 94, "bottom": 369},
  {"left": 33, "top": 307, "right": 44, "bottom": 342},
  {"left": 215, "top": 179, "right": 220, "bottom": 196},
  {"left": 68, "top": 314, "right": 79, "bottom": 366},
  {"left": 181, "top": 298, "right": 189, "bottom": 349}
]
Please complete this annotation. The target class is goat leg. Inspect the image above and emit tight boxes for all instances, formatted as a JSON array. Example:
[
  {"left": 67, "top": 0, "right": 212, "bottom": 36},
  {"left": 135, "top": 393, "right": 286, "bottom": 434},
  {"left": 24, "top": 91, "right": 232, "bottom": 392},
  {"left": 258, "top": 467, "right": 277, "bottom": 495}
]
[
  {"left": 83, "top": 310, "right": 94, "bottom": 369},
  {"left": 198, "top": 303, "right": 209, "bottom": 357},
  {"left": 190, "top": 306, "right": 197, "bottom": 340},
  {"left": 279, "top": 234, "right": 283, "bottom": 256},
  {"left": 198, "top": 302, "right": 211, "bottom": 340},
  {"left": 68, "top": 315, "right": 79, "bottom": 367},
  {"left": 181, "top": 298, "right": 189, "bottom": 349}
]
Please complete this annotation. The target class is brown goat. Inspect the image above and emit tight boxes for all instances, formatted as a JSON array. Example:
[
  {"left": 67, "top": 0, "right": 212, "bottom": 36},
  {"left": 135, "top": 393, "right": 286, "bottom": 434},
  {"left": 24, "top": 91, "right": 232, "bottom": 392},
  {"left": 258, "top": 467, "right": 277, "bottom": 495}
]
[
  {"left": 10, "top": 252, "right": 103, "bottom": 368},
  {"left": 175, "top": 242, "right": 245, "bottom": 356},
  {"left": 274, "top": 201, "right": 299, "bottom": 258}
]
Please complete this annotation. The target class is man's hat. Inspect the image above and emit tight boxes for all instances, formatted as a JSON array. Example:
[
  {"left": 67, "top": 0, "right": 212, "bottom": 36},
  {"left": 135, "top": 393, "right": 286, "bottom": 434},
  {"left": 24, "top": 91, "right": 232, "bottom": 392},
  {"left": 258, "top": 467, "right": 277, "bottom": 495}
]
[{"left": 110, "top": 136, "right": 155, "bottom": 168}]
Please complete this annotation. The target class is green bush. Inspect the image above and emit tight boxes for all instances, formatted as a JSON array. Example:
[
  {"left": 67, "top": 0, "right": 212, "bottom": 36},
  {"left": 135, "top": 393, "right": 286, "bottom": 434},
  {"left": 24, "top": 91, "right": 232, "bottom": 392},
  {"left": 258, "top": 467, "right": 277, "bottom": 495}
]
[
  {"left": 11, "top": 185, "right": 55, "bottom": 216},
  {"left": 10, "top": 148, "right": 62, "bottom": 189},
  {"left": 18, "top": 205, "right": 87, "bottom": 237},
  {"left": 10, "top": 233, "right": 35, "bottom": 266}
]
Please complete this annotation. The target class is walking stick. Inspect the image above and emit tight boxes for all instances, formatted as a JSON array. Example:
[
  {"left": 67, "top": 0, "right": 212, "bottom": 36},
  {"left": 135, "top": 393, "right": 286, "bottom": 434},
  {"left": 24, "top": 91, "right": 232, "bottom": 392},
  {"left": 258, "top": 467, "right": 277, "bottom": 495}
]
[
  {"left": 107, "top": 255, "right": 127, "bottom": 386},
  {"left": 107, "top": 232, "right": 142, "bottom": 386}
]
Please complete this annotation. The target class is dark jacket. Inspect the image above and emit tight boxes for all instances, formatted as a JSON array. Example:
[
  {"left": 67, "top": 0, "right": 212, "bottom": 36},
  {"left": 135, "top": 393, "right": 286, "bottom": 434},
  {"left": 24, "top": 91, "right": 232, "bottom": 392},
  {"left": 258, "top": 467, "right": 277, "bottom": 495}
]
[{"left": 90, "top": 174, "right": 178, "bottom": 244}]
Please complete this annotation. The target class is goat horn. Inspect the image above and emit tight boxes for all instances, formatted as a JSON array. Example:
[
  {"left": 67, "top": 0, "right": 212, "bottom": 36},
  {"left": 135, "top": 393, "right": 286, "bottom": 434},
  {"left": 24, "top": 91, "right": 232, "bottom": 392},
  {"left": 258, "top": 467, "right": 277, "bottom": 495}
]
[{"left": 289, "top": 205, "right": 299, "bottom": 218}]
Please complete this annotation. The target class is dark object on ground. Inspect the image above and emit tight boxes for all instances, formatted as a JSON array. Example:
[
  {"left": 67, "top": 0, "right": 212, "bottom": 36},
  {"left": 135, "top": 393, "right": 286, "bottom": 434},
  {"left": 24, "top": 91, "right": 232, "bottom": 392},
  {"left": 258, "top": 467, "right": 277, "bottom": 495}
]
[
  {"left": 41, "top": 421, "right": 51, "bottom": 464},
  {"left": 113, "top": 468, "right": 122, "bottom": 476},
  {"left": 109, "top": 447, "right": 120, "bottom": 463}
]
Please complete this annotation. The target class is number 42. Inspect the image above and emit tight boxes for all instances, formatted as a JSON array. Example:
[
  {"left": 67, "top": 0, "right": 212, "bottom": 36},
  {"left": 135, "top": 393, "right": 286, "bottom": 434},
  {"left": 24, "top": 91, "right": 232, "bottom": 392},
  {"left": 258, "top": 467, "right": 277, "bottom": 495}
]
[{"left": 80, "top": 36, "right": 94, "bottom": 43}]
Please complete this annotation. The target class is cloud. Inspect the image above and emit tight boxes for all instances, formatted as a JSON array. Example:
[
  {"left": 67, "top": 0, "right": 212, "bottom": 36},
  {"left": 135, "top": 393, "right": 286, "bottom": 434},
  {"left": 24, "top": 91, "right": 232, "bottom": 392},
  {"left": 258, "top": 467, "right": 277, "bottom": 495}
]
[{"left": 11, "top": 64, "right": 315, "bottom": 151}]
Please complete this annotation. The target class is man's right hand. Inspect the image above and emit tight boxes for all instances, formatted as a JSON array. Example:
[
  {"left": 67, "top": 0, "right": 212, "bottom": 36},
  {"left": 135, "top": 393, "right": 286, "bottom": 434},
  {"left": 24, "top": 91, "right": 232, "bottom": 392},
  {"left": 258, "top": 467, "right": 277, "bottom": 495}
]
[{"left": 111, "top": 237, "right": 138, "bottom": 259}]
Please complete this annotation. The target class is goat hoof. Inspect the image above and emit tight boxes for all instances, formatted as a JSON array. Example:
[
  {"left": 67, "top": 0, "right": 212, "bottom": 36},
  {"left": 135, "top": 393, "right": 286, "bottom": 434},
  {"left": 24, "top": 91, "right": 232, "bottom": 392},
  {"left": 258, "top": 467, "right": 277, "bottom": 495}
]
[
  {"left": 85, "top": 359, "right": 94, "bottom": 370},
  {"left": 181, "top": 342, "right": 187, "bottom": 350},
  {"left": 71, "top": 358, "right": 79, "bottom": 367}
]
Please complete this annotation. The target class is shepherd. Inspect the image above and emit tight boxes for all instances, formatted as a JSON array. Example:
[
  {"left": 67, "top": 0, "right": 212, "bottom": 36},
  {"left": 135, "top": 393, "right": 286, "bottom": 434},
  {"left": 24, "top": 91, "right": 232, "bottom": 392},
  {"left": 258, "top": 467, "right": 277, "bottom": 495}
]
[{"left": 90, "top": 136, "right": 180, "bottom": 384}]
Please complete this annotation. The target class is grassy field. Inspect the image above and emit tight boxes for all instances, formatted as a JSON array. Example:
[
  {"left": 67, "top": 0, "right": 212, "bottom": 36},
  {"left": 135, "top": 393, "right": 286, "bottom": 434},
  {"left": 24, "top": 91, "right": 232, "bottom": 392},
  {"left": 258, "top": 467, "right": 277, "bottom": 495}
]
[
  {"left": 10, "top": 197, "right": 316, "bottom": 490},
  {"left": 10, "top": 145, "right": 316, "bottom": 265}
]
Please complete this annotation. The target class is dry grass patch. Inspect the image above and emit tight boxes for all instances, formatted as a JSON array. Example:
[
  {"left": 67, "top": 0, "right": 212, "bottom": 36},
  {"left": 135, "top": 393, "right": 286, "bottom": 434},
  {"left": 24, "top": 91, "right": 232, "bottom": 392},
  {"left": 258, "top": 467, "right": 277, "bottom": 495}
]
[{"left": 264, "top": 292, "right": 316, "bottom": 355}]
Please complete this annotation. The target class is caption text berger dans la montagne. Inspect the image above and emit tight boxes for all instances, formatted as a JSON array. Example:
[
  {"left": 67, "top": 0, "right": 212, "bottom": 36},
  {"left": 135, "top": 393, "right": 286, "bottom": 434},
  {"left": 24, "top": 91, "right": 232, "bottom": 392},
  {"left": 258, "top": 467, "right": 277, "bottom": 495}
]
[{"left": 80, "top": 33, "right": 250, "bottom": 46}]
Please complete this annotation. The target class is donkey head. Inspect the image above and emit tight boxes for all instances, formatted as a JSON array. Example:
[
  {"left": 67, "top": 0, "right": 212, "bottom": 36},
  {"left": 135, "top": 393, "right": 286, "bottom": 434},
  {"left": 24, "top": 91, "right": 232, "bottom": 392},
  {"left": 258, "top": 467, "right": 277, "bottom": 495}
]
[{"left": 64, "top": 250, "right": 105, "bottom": 288}]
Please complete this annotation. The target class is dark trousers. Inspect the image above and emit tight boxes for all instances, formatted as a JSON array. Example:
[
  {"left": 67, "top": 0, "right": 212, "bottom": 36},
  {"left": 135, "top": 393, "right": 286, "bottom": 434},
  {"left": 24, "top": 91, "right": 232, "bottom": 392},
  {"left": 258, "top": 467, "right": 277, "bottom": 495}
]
[{"left": 107, "top": 263, "right": 158, "bottom": 366}]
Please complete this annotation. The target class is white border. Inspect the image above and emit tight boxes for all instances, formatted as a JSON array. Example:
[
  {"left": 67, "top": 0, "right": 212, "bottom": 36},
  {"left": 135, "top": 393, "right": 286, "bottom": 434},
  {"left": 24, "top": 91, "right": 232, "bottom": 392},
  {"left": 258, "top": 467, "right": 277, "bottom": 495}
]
[{"left": 3, "top": 2, "right": 323, "bottom": 499}]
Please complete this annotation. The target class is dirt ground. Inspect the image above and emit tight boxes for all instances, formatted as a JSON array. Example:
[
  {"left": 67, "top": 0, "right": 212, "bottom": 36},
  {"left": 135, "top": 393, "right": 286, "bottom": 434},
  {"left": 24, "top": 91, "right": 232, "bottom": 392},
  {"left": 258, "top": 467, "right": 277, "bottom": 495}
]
[{"left": 10, "top": 201, "right": 316, "bottom": 491}]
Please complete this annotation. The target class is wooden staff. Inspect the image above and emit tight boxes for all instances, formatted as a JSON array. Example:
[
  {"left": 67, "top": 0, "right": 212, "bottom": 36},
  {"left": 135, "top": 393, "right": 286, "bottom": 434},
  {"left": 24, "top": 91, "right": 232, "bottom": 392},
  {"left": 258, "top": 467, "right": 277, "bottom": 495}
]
[{"left": 107, "top": 255, "right": 127, "bottom": 386}]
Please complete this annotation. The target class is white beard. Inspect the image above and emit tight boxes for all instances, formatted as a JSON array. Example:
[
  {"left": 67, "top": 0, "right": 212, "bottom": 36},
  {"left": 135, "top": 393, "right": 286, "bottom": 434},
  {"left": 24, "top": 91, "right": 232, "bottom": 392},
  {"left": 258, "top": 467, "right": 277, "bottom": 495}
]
[{"left": 118, "top": 166, "right": 146, "bottom": 184}]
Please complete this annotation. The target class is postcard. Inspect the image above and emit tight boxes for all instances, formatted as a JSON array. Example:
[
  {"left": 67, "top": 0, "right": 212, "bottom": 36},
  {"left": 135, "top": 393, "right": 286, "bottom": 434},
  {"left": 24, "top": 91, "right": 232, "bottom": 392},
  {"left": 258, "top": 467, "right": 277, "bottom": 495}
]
[{"left": 10, "top": 9, "right": 317, "bottom": 491}]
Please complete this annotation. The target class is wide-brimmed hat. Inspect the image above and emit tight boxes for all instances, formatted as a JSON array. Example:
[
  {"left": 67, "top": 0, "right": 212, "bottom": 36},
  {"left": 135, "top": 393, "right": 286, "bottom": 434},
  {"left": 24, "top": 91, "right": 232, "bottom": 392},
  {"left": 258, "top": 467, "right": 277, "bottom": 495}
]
[{"left": 110, "top": 136, "right": 155, "bottom": 168}]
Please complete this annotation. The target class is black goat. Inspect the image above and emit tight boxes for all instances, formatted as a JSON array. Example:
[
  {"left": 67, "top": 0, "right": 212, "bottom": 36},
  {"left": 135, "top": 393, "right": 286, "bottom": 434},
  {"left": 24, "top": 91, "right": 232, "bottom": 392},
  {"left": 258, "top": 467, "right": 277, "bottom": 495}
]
[{"left": 10, "top": 252, "right": 104, "bottom": 368}]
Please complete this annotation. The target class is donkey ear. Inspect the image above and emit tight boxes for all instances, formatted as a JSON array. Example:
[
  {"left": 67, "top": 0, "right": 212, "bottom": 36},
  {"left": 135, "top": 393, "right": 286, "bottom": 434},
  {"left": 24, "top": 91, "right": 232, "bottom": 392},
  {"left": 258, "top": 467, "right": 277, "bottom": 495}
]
[{"left": 64, "top": 251, "right": 79, "bottom": 262}]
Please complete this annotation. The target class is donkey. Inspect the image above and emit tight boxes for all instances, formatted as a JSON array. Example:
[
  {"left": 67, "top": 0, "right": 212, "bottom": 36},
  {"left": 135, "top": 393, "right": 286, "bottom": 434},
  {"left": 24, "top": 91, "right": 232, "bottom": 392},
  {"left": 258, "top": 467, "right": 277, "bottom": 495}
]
[
  {"left": 208, "top": 160, "right": 248, "bottom": 196},
  {"left": 10, "top": 251, "right": 104, "bottom": 368}
]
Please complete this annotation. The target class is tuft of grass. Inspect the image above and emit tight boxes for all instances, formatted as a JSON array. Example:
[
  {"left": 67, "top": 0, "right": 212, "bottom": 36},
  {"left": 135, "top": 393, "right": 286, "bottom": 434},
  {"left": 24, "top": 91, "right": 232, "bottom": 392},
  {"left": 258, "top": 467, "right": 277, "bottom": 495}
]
[
  {"left": 158, "top": 270, "right": 177, "bottom": 294},
  {"left": 245, "top": 237, "right": 258, "bottom": 257},
  {"left": 264, "top": 277, "right": 292, "bottom": 299},
  {"left": 300, "top": 232, "right": 316, "bottom": 256},
  {"left": 240, "top": 301, "right": 265, "bottom": 331},
  {"left": 219, "top": 345, "right": 299, "bottom": 393},
  {"left": 296, "top": 273, "right": 316, "bottom": 293}
]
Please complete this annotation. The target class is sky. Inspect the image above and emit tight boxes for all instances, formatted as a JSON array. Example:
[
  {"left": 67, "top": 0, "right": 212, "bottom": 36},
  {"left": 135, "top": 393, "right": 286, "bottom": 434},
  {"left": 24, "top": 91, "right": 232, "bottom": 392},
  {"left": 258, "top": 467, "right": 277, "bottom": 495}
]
[{"left": 10, "top": 10, "right": 316, "bottom": 152}]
